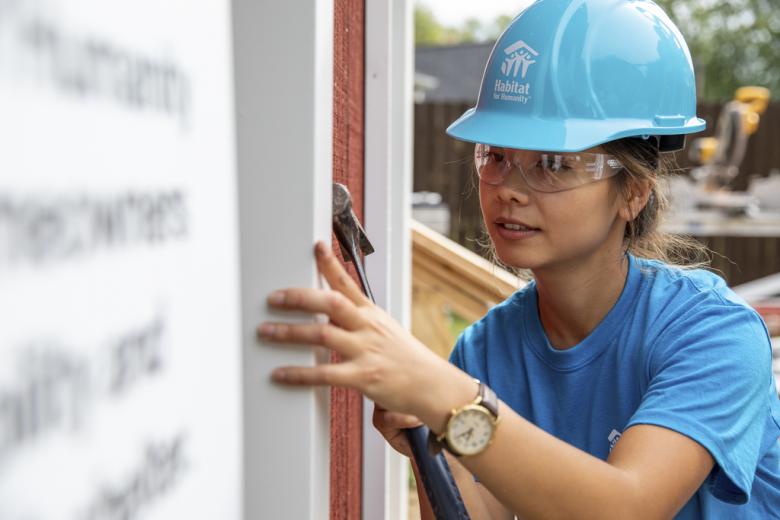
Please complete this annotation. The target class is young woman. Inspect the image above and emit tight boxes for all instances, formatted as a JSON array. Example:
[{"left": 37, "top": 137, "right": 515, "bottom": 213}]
[{"left": 259, "top": 0, "right": 780, "bottom": 517}]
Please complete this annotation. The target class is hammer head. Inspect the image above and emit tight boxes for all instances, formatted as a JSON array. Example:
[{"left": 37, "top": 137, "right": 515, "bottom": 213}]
[{"left": 332, "top": 183, "right": 374, "bottom": 260}]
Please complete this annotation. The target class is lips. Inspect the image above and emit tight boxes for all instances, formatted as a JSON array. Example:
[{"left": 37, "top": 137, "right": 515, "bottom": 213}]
[
  {"left": 493, "top": 217, "right": 541, "bottom": 241},
  {"left": 495, "top": 218, "right": 541, "bottom": 231}
]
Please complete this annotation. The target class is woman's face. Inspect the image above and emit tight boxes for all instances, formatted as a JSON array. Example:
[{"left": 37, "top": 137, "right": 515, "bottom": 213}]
[{"left": 478, "top": 145, "right": 628, "bottom": 272}]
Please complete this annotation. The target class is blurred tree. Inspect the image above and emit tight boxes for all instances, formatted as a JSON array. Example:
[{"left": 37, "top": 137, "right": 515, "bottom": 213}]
[
  {"left": 457, "top": 18, "right": 483, "bottom": 43},
  {"left": 655, "top": 0, "right": 780, "bottom": 101},
  {"left": 488, "top": 14, "right": 515, "bottom": 40},
  {"left": 415, "top": 5, "right": 515, "bottom": 46},
  {"left": 415, "top": 5, "right": 446, "bottom": 46}
]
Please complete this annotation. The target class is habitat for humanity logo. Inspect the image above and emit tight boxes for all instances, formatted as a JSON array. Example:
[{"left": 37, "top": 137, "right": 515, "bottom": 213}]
[
  {"left": 608, "top": 429, "right": 622, "bottom": 453},
  {"left": 493, "top": 40, "right": 538, "bottom": 104}
]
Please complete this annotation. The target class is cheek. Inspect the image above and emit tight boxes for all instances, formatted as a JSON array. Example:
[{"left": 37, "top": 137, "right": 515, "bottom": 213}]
[
  {"left": 478, "top": 184, "right": 512, "bottom": 239},
  {"left": 478, "top": 184, "right": 496, "bottom": 225},
  {"left": 540, "top": 188, "right": 618, "bottom": 243}
]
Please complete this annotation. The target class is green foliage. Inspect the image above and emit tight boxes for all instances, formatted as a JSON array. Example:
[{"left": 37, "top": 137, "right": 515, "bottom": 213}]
[
  {"left": 447, "top": 310, "right": 471, "bottom": 340},
  {"left": 493, "top": 14, "right": 514, "bottom": 36},
  {"left": 459, "top": 18, "right": 483, "bottom": 43},
  {"left": 415, "top": 5, "right": 446, "bottom": 46},
  {"left": 415, "top": 4, "right": 515, "bottom": 46},
  {"left": 654, "top": 0, "right": 780, "bottom": 101}
]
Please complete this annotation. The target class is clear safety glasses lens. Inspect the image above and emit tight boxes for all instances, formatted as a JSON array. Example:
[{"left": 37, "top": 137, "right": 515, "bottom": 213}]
[{"left": 474, "top": 144, "right": 624, "bottom": 193}]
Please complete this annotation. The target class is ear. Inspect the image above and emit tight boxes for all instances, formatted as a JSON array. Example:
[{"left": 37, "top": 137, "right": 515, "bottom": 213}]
[{"left": 618, "top": 179, "right": 651, "bottom": 222}]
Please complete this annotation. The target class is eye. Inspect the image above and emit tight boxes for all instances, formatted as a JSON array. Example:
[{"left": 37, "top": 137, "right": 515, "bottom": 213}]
[
  {"left": 476, "top": 149, "right": 504, "bottom": 163},
  {"left": 539, "top": 156, "right": 573, "bottom": 173}
]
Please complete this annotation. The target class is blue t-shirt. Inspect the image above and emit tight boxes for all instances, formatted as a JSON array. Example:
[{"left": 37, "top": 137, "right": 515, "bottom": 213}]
[{"left": 449, "top": 255, "right": 780, "bottom": 518}]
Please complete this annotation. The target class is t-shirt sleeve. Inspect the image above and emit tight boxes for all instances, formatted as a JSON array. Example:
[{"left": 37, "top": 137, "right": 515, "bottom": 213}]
[
  {"left": 626, "top": 305, "right": 774, "bottom": 505},
  {"left": 448, "top": 334, "right": 466, "bottom": 370},
  {"left": 447, "top": 333, "right": 484, "bottom": 484}
]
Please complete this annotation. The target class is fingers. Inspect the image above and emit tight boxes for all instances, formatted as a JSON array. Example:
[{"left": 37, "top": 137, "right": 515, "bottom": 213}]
[
  {"left": 386, "top": 411, "right": 423, "bottom": 429},
  {"left": 271, "top": 362, "right": 354, "bottom": 387},
  {"left": 267, "top": 287, "right": 365, "bottom": 330},
  {"left": 258, "top": 321, "right": 362, "bottom": 359},
  {"left": 315, "top": 241, "right": 371, "bottom": 306},
  {"left": 372, "top": 406, "right": 423, "bottom": 431},
  {"left": 371, "top": 406, "right": 420, "bottom": 457}
]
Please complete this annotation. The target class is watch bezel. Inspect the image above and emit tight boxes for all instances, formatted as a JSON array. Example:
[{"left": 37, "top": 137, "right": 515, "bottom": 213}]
[{"left": 445, "top": 403, "right": 498, "bottom": 456}]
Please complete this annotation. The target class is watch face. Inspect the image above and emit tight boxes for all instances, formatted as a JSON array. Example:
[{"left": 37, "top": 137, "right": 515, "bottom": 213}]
[{"left": 446, "top": 405, "right": 495, "bottom": 456}]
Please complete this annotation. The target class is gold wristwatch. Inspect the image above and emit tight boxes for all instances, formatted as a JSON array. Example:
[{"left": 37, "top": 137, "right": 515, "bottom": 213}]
[{"left": 427, "top": 379, "right": 500, "bottom": 457}]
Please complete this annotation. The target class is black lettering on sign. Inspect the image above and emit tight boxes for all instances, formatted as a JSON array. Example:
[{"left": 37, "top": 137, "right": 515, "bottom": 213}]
[
  {"left": 109, "top": 315, "right": 164, "bottom": 395},
  {"left": 0, "top": 344, "right": 89, "bottom": 455},
  {"left": 0, "top": 312, "right": 167, "bottom": 458},
  {"left": 80, "top": 433, "right": 188, "bottom": 520},
  {"left": 0, "top": 191, "right": 189, "bottom": 269},
  {"left": 0, "top": 1, "right": 192, "bottom": 129}
]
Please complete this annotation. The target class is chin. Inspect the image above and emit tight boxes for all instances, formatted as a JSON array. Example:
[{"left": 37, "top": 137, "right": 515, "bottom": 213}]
[
  {"left": 491, "top": 237, "right": 546, "bottom": 271},
  {"left": 496, "top": 251, "right": 544, "bottom": 271}
]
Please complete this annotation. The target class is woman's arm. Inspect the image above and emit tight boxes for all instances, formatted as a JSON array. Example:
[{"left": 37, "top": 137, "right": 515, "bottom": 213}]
[
  {"left": 415, "top": 370, "right": 714, "bottom": 519},
  {"left": 444, "top": 452, "right": 515, "bottom": 520},
  {"left": 413, "top": 454, "right": 513, "bottom": 520},
  {"left": 371, "top": 402, "right": 512, "bottom": 519},
  {"left": 263, "top": 243, "right": 715, "bottom": 519}
]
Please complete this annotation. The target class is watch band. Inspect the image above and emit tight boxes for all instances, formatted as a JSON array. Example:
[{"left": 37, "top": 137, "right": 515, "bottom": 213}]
[
  {"left": 426, "top": 379, "right": 499, "bottom": 457},
  {"left": 426, "top": 427, "right": 447, "bottom": 457},
  {"left": 478, "top": 381, "right": 499, "bottom": 418}
]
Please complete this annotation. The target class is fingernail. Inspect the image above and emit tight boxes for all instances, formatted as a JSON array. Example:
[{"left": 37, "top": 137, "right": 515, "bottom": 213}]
[
  {"left": 258, "top": 323, "right": 275, "bottom": 337},
  {"left": 271, "top": 369, "right": 286, "bottom": 381},
  {"left": 268, "top": 291, "right": 285, "bottom": 305}
]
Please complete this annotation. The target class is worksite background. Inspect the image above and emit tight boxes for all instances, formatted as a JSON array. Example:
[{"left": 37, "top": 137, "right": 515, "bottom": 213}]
[{"left": 413, "top": 101, "right": 780, "bottom": 287}]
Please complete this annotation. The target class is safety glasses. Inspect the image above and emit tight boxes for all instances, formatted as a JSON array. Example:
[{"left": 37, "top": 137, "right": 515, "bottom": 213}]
[{"left": 474, "top": 144, "right": 624, "bottom": 193}]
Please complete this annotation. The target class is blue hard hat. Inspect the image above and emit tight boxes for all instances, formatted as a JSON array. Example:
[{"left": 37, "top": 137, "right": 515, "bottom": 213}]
[{"left": 446, "top": 0, "right": 706, "bottom": 152}]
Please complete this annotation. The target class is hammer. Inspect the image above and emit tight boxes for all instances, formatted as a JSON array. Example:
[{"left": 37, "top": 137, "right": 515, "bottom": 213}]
[
  {"left": 331, "top": 182, "right": 471, "bottom": 520},
  {"left": 332, "top": 183, "right": 375, "bottom": 301}
]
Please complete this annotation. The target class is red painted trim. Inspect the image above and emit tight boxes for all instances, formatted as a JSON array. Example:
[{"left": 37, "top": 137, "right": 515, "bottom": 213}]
[{"left": 331, "top": 1, "right": 365, "bottom": 518}]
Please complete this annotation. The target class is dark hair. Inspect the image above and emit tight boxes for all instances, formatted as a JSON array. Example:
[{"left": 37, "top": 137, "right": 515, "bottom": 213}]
[{"left": 601, "top": 137, "right": 709, "bottom": 267}]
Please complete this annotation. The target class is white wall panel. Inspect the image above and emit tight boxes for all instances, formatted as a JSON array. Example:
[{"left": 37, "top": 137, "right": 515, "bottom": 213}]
[{"left": 232, "top": 0, "right": 333, "bottom": 518}]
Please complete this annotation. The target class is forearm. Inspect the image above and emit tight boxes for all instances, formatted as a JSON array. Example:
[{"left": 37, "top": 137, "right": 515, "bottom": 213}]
[
  {"left": 458, "top": 410, "right": 640, "bottom": 519},
  {"left": 413, "top": 367, "right": 642, "bottom": 519}
]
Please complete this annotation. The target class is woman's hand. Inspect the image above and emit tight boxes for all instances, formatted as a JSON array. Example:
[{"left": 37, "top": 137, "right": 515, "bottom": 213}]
[
  {"left": 371, "top": 404, "right": 424, "bottom": 458},
  {"left": 258, "top": 241, "right": 470, "bottom": 425}
]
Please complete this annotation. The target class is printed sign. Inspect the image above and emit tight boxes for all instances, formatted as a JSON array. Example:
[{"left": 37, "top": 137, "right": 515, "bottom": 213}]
[{"left": 0, "top": 1, "right": 240, "bottom": 518}]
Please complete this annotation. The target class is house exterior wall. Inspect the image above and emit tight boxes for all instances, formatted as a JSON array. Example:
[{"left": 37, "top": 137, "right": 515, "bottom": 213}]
[{"left": 331, "top": 0, "right": 366, "bottom": 518}]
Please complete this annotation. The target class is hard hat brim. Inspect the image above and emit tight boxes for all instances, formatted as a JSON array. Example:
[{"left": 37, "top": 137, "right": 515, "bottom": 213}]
[{"left": 446, "top": 108, "right": 706, "bottom": 152}]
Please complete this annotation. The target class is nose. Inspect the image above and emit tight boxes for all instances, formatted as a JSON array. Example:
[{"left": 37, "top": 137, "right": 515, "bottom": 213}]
[{"left": 494, "top": 167, "right": 533, "bottom": 205}]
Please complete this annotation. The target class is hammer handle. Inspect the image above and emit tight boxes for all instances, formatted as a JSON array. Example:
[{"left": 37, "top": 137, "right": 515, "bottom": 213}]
[{"left": 407, "top": 425, "right": 471, "bottom": 519}]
